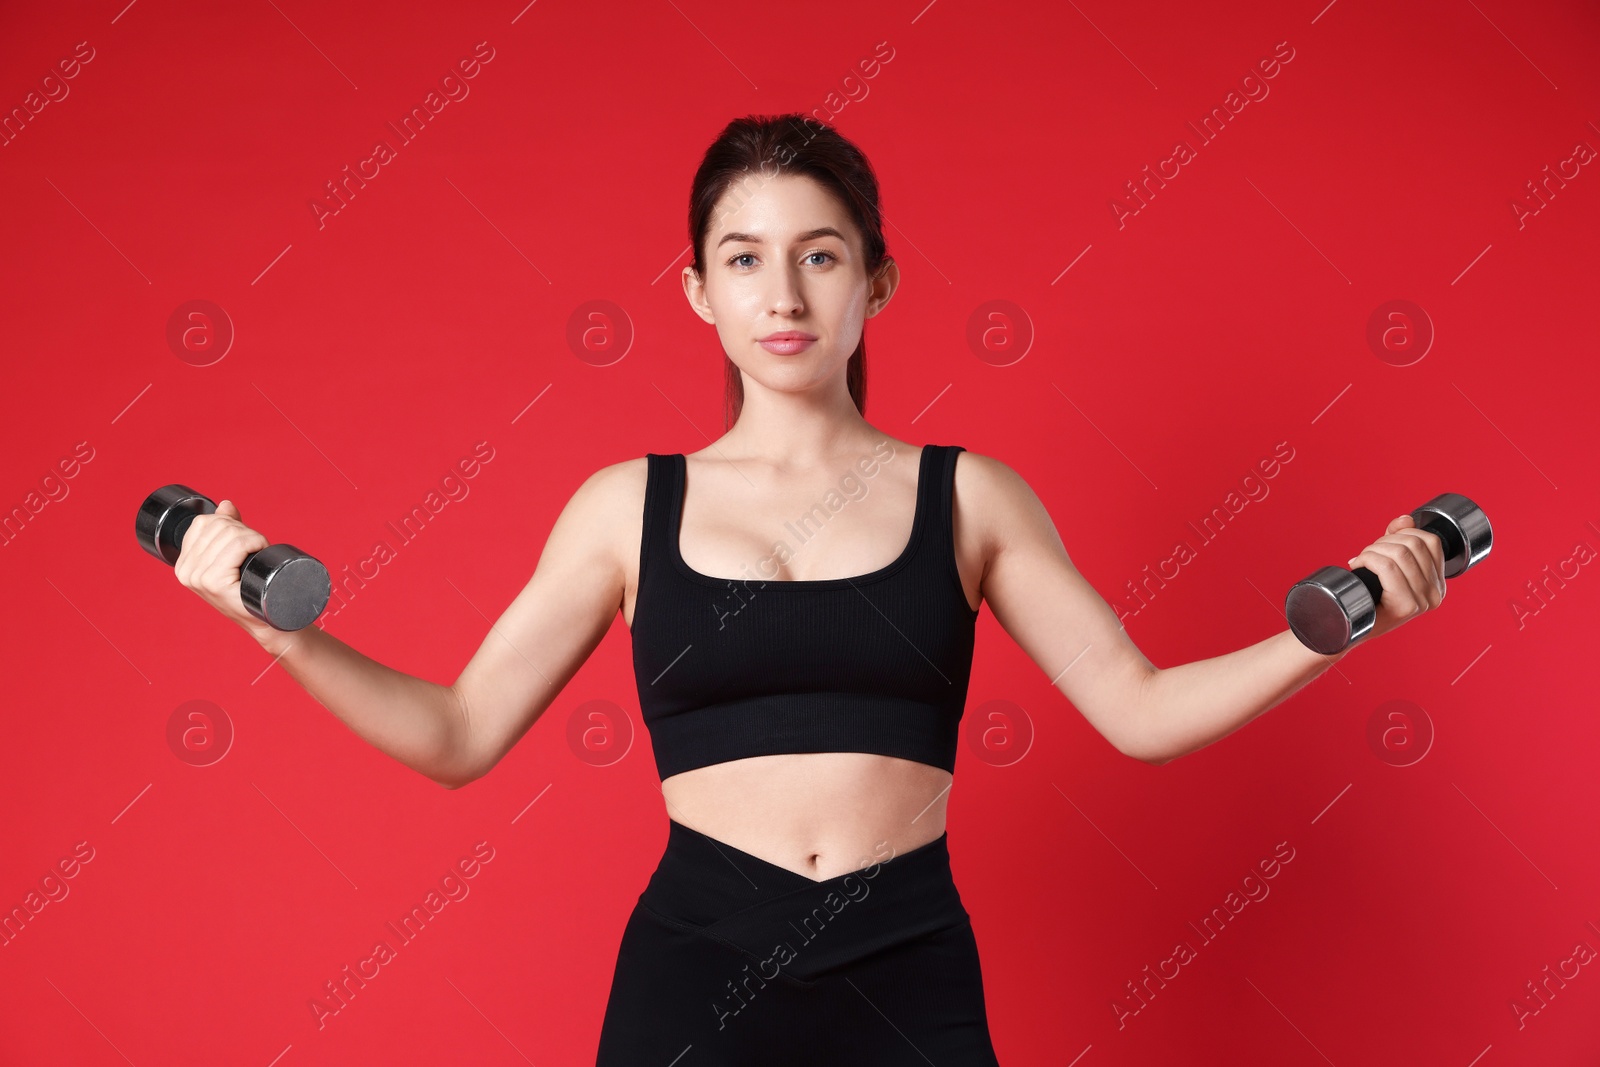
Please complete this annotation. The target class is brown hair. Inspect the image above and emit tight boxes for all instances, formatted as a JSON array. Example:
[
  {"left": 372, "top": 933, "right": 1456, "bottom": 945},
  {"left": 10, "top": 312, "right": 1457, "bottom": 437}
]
[{"left": 687, "top": 114, "right": 890, "bottom": 430}]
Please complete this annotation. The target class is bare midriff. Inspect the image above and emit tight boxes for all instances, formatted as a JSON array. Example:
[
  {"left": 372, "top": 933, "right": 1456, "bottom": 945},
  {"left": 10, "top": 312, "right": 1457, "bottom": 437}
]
[{"left": 660, "top": 751, "right": 953, "bottom": 882}]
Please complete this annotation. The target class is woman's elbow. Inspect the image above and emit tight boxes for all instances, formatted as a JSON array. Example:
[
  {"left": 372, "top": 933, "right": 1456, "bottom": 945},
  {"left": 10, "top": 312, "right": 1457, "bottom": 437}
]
[
  {"left": 1125, "top": 666, "right": 1175, "bottom": 764},
  {"left": 1121, "top": 737, "right": 1174, "bottom": 765}
]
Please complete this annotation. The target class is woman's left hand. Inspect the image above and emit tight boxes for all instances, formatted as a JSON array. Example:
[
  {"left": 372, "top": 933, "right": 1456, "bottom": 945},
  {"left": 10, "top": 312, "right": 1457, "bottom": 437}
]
[{"left": 1345, "top": 513, "right": 1447, "bottom": 647}]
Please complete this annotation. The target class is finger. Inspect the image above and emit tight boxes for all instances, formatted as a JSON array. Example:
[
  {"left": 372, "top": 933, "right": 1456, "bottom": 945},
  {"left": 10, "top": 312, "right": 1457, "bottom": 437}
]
[
  {"left": 1394, "top": 528, "right": 1446, "bottom": 599},
  {"left": 1383, "top": 529, "right": 1442, "bottom": 594},
  {"left": 189, "top": 527, "right": 235, "bottom": 594},
  {"left": 221, "top": 526, "right": 270, "bottom": 578},
  {"left": 1359, "top": 543, "right": 1425, "bottom": 616},
  {"left": 206, "top": 532, "right": 269, "bottom": 600},
  {"left": 193, "top": 522, "right": 252, "bottom": 593},
  {"left": 1386, "top": 513, "right": 1413, "bottom": 534},
  {"left": 185, "top": 502, "right": 243, "bottom": 572},
  {"left": 175, "top": 513, "right": 219, "bottom": 582},
  {"left": 1389, "top": 532, "right": 1442, "bottom": 609},
  {"left": 1383, "top": 535, "right": 1437, "bottom": 612}
]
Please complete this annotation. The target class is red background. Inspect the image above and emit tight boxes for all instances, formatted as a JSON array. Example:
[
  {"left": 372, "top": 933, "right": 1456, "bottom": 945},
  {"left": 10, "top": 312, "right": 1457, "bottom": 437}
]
[{"left": 3, "top": 0, "right": 1597, "bottom": 1063}]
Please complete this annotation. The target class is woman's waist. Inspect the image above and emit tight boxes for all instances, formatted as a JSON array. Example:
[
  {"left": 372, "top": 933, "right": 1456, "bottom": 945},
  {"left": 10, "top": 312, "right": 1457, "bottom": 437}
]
[
  {"left": 637, "top": 812, "right": 968, "bottom": 968},
  {"left": 638, "top": 817, "right": 968, "bottom": 986},
  {"left": 660, "top": 751, "right": 953, "bottom": 881}
]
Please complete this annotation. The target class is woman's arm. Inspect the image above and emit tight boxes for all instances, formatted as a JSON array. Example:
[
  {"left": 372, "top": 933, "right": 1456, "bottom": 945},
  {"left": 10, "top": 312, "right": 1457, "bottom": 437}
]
[
  {"left": 250, "top": 625, "right": 471, "bottom": 785},
  {"left": 1134, "top": 511, "right": 1443, "bottom": 762},
  {"left": 193, "top": 462, "right": 635, "bottom": 789},
  {"left": 1126, "top": 631, "right": 1345, "bottom": 764},
  {"left": 436, "top": 459, "right": 640, "bottom": 786},
  {"left": 962, "top": 455, "right": 1441, "bottom": 765}
]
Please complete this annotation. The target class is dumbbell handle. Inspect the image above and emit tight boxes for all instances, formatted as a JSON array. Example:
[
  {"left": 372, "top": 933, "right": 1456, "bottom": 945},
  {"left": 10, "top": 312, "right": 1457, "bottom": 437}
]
[
  {"left": 166, "top": 506, "right": 263, "bottom": 573},
  {"left": 1341, "top": 513, "right": 1466, "bottom": 608}
]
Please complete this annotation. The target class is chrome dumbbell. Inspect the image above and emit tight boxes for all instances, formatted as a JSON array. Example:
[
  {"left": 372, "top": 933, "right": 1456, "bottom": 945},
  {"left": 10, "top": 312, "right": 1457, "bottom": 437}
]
[
  {"left": 136, "top": 484, "right": 331, "bottom": 631},
  {"left": 1285, "top": 492, "right": 1492, "bottom": 654}
]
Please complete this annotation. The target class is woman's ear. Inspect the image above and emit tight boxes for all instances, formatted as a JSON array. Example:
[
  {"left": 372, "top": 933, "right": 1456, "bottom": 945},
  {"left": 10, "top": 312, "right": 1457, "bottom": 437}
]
[
  {"left": 682, "top": 266, "right": 716, "bottom": 324},
  {"left": 866, "top": 256, "right": 899, "bottom": 317}
]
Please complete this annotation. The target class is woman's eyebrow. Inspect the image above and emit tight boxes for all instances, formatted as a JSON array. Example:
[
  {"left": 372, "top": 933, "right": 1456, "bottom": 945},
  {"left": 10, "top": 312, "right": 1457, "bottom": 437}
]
[{"left": 716, "top": 226, "right": 846, "bottom": 248}]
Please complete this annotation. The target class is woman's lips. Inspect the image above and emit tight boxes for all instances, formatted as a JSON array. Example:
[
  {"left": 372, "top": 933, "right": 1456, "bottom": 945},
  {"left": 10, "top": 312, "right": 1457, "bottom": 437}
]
[{"left": 758, "top": 337, "right": 816, "bottom": 355}]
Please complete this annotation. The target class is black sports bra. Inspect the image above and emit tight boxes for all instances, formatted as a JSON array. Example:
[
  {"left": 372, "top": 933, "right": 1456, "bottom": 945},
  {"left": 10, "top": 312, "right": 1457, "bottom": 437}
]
[{"left": 630, "top": 443, "right": 980, "bottom": 781}]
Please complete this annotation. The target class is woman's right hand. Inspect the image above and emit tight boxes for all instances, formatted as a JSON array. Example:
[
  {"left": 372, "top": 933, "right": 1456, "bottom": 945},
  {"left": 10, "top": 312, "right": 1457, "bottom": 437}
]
[{"left": 172, "top": 499, "right": 284, "bottom": 644}]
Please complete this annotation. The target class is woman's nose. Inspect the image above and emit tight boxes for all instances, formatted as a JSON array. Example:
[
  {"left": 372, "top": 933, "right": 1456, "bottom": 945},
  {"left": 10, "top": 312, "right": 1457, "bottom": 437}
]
[{"left": 768, "top": 272, "right": 803, "bottom": 313}]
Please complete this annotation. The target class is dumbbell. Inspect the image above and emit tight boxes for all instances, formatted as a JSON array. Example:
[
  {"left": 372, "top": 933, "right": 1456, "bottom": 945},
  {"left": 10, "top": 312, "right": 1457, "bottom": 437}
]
[
  {"left": 1285, "top": 492, "right": 1492, "bottom": 655},
  {"left": 136, "top": 484, "right": 332, "bottom": 631}
]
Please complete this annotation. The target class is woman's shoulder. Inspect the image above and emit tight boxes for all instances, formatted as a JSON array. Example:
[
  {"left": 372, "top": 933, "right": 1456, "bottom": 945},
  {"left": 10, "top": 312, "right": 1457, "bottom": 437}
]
[
  {"left": 946, "top": 447, "right": 1049, "bottom": 556},
  {"left": 579, "top": 455, "right": 653, "bottom": 507},
  {"left": 548, "top": 457, "right": 654, "bottom": 580},
  {"left": 948, "top": 445, "right": 1024, "bottom": 494},
  {"left": 557, "top": 456, "right": 653, "bottom": 536}
]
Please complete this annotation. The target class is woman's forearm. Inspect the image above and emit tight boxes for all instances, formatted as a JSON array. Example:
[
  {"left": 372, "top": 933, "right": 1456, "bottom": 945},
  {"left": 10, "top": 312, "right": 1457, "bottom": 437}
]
[
  {"left": 253, "top": 625, "right": 469, "bottom": 787},
  {"left": 1136, "top": 629, "right": 1349, "bottom": 764}
]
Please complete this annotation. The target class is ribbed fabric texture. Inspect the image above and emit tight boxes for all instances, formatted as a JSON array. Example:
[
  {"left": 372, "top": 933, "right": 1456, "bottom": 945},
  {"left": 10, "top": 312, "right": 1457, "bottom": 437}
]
[{"left": 631, "top": 443, "right": 980, "bottom": 781}]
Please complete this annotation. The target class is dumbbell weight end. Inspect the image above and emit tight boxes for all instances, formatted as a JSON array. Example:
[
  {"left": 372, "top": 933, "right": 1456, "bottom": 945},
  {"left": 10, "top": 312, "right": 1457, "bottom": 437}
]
[{"left": 237, "top": 543, "right": 333, "bottom": 631}]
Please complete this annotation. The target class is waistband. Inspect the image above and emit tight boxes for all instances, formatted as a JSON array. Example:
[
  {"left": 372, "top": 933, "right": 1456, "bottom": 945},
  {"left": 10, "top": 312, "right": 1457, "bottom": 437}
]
[{"left": 637, "top": 819, "right": 970, "bottom": 986}]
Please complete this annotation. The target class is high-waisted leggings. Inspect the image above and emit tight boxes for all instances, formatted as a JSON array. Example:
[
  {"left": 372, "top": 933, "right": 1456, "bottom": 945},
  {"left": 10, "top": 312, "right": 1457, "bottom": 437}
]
[{"left": 595, "top": 819, "right": 1001, "bottom": 1065}]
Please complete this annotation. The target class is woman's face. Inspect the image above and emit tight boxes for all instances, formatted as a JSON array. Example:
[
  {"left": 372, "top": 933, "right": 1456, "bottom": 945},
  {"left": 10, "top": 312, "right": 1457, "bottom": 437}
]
[{"left": 684, "top": 172, "right": 897, "bottom": 396}]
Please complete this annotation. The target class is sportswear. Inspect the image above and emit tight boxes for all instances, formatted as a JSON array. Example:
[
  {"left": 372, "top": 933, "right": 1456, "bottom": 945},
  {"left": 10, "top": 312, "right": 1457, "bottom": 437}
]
[
  {"left": 594, "top": 817, "right": 1001, "bottom": 1065},
  {"left": 630, "top": 444, "right": 980, "bottom": 781}
]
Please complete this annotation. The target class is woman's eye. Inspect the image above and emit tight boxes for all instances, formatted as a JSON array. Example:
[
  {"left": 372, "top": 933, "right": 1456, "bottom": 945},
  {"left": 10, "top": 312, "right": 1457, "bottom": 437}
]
[{"left": 725, "top": 251, "right": 838, "bottom": 269}]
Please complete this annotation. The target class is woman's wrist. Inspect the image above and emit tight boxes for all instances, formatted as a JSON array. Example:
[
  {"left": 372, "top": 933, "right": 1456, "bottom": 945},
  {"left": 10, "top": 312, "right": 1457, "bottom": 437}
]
[{"left": 247, "top": 618, "right": 314, "bottom": 660}]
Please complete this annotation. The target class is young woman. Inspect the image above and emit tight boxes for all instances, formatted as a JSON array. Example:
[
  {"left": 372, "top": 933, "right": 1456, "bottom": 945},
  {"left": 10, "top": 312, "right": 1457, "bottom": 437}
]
[{"left": 173, "top": 115, "right": 1446, "bottom": 1064}]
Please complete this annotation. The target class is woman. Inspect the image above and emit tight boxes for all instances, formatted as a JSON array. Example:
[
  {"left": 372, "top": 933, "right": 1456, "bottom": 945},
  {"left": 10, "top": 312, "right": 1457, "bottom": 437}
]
[{"left": 173, "top": 115, "right": 1447, "bottom": 1064}]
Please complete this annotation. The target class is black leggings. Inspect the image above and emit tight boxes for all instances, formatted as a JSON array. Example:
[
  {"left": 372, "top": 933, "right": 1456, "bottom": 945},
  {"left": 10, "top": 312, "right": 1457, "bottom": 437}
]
[{"left": 595, "top": 819, "right": 1001, "bottom": 1065}]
